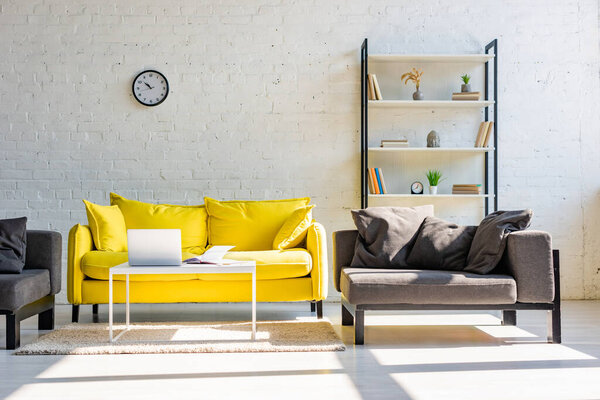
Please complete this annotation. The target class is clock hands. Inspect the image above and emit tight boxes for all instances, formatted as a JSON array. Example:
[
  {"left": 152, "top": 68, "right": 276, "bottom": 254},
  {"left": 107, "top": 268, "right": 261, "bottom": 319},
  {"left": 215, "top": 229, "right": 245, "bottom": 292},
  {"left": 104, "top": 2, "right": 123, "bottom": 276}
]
[{"left": 144, "top": 82, "right": 153, "bottom": 90}]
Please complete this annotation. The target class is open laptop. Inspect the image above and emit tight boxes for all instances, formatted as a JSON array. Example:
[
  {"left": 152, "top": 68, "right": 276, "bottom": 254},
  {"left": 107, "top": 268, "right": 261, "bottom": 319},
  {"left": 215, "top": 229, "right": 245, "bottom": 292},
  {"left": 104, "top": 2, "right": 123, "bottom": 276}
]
[{"left": 127, "top": 229, "right": 182, "bottom": 266}]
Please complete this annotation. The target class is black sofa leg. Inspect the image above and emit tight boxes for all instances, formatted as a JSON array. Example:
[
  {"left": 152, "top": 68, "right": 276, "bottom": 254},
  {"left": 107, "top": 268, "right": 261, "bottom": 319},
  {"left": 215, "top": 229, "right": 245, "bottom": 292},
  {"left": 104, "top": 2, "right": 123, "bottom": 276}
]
[
  {"left": 310, "top": 302, "right": 316, "bottom": 313},
  {"left": 548, "top": 249, "right": 562, "bottom": 344},
  {"left": 72, "top": 305, "right": 80, "bottom": 323},
  {"left": 92, "top": 304, "right": 99, "bottom": 323},
  {"left": 342, "top": 304, "right": 354, "bottom": 326},
  {"left": 502, "top": 310, "right": 517, "bottom": 326},
  {"left": 38, "top": 307, "right": 55, "bottom": 330},
  {"left": 316, "top": 300, "right": 323, "bottom": 319},
  {"left": 6, "top": 314, "right": 20, "bottom": 350},
  {"left": 354, "top": 309, "right": 364, "bottom": 345}
]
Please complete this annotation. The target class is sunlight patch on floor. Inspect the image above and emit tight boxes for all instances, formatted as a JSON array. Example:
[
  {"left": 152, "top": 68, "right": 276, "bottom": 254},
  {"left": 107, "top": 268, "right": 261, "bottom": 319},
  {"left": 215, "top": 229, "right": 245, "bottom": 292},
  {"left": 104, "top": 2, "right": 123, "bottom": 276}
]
[
  {"left": 365, "top": 313, "right": 501, "bottom": 326},
  {"left": 370, "top": 344, "right": 596, "bottom": 366}
]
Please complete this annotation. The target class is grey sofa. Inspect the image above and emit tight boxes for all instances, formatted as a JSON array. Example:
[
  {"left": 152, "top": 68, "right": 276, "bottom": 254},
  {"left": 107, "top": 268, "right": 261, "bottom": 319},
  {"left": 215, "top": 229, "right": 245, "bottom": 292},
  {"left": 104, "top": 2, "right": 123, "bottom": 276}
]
[
  {"left": 0, "top": 230, "right": 61, "bottom": 349},
  {"left": 333, "top": 230, "right": 561, "bottom": 345}
]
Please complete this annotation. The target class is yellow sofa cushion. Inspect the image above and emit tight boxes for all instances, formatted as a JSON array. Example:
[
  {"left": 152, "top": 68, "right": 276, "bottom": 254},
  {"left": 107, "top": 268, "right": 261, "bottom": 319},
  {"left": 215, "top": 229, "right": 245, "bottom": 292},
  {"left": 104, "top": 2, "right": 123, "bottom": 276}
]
[
  {"left": 198, "top": 249, "right": 312, "bottom": 281},
  {"left": 110, "top": 193, "right": 207, "bottom": 253},
  {"left": 82, "top": 200, "right": 128, "bottom": 252},
  {"left": 205, "top": 197, "right": 311, "bottom": 251},
  {"left": 273, "top": 205, "right": 315, "bottom": 250},
  {"left": 82, "top": 251, "right": 200, "bottom": 281},
  {"left": 81, "top": 249, "right": 311, "bottom": 282}
]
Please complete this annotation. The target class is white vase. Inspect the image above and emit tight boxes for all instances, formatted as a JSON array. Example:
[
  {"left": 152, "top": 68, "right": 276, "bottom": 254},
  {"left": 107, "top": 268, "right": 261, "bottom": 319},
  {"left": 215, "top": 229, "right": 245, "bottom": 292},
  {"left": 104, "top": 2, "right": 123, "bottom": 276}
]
[{"left": 429, "top": 186, "right": 438, "bottom": 195}]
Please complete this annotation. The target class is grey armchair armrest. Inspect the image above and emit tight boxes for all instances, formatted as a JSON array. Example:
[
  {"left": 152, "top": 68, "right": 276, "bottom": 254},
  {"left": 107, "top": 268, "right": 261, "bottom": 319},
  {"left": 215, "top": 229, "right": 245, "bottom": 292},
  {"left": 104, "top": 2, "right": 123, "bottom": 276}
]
[
  {"left": 332, "top": 230, "right": 358, "bottom": 292},
  {"left": 24, "top": 230, "right": 62, "bottom": 295},
  {"left": 505, "top": 230, "right": 554, "bottom": 303}
]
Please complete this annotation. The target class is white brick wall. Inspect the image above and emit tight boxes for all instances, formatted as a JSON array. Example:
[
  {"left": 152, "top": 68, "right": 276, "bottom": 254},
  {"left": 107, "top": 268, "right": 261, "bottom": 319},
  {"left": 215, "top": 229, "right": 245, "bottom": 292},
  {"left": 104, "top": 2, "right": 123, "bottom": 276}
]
[{"left": 1, "top": 0, "right": 599, "bottom": 302}]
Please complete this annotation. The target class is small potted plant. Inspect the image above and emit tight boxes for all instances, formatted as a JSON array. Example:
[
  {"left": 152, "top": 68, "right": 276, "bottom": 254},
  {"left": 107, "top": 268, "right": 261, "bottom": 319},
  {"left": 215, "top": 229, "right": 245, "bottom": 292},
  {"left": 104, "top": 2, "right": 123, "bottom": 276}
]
[
  {"left": 460, "top": 74, "right": 471, "bottom": 92},
  {"left": 425, "top": 169, "right": 443, "bottom": 195},
  {"left": 401, "top": 68, "right": 424, "bottom": 100}
]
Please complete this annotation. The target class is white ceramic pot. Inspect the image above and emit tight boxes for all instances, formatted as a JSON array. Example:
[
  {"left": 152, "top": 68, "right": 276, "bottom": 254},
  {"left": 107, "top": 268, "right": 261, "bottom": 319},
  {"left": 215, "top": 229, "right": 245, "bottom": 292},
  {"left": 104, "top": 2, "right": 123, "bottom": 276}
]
[{"left": 429, "top": 186, "right": 438, "bottom": 195}]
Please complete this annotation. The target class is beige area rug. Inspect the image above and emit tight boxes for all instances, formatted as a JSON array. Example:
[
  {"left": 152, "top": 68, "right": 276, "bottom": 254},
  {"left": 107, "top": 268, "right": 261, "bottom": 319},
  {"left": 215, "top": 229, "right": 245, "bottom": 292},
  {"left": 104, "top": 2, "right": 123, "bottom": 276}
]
[{"left": 15, "top": 319, "right": 345, "bottom": 355}]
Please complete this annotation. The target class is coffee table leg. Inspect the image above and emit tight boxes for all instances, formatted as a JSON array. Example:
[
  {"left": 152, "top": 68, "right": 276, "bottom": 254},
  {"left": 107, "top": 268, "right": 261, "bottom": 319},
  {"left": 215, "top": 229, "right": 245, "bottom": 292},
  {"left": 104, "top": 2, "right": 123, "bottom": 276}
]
[
  {"left": 252, "top": 268, "right": 256, "bottom": 340},
  {"left": 126, "top": 274, "right": 130, "bottom": 329},
  {"left": 109, "top": 273, "right": 113, "bottom": 342}
]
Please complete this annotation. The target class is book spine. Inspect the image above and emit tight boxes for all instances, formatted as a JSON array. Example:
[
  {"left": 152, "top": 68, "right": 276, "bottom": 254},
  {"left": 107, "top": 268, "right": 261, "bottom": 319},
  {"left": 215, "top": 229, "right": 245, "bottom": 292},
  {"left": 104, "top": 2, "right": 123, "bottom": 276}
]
[
  {"left": 367, "top": 168, "right": 375, "bottom": 194},
  {"left": 367, "top": 74, "right": 375, "bottom": 100},
  {"left": 369, "top": 168, "right": 380, "bottom": 194},
  {"left": 483, "top": 121, "right": 494, "bottom": 147},
  {"left": 374, "top": 168, "right": 384, "bottom": 194},
  {"left": 372, "top": 74, "right": 383, "bottom": 100},
  {"left": 378, "top": 168, "right": 387, "bottom": 194}
]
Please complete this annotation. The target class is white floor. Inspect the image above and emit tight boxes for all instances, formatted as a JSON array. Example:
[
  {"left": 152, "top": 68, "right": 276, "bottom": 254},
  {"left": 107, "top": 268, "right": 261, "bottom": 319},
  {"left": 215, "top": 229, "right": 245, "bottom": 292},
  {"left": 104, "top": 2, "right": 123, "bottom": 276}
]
[{"left": 1, "top": 301, "right": 600, "bottom": 400}]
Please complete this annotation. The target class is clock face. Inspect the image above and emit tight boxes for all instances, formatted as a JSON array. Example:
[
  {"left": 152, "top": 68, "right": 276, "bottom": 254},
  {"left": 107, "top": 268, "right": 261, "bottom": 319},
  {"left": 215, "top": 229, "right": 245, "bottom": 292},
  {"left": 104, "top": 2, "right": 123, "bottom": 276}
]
[
  {"left": 411, "top": 181, "right": 424, "bottom": 194},
  {"left": 132, "top": 70, "right": 169, "bottom": 106}
]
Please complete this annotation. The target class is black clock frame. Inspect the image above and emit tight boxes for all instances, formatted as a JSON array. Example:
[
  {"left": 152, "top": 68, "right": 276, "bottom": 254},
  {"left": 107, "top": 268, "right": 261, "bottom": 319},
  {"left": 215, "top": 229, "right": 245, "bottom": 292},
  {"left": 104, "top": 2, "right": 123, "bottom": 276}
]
[
  {"left": 411, "top": 181, "right": 424, "bottom": 195},
  {"left": 132, "top": 69, "right": 169, "bottom": 107}
]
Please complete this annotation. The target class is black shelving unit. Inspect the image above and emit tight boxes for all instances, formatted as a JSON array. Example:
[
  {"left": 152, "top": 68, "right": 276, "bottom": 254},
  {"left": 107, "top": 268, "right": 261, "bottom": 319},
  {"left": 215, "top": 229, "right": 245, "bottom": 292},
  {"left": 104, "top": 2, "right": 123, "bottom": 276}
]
[{"left": 360, "top": 38, "right": 498, "bottom": 216}]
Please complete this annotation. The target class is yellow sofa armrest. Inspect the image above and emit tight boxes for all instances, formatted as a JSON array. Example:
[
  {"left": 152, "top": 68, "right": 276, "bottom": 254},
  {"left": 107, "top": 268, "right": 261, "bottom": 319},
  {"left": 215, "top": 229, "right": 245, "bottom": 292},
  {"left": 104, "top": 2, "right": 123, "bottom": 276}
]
[
  {"left": 68, "top": 224, "right": 94, "bottom": 304},
  {"left": 306, "top": 221, "right": 328, "bottom": 301}
]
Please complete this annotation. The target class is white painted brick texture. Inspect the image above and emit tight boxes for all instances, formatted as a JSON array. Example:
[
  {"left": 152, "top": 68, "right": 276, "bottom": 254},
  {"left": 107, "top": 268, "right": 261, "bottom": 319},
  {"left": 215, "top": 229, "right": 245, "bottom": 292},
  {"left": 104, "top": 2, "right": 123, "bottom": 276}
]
[{"left": 0, "top": 0, "right": 599, "bottom": 301}]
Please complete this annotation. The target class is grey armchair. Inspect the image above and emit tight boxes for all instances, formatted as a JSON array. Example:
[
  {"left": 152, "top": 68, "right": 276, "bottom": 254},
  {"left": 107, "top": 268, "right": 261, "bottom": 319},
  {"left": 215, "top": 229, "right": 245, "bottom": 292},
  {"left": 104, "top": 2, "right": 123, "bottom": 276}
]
[
  {"left": 0, "top": 230, "right": 61, "bottom": 349},
  {"left": 333, "top": 229, "right": 561, "bottom": 345}
]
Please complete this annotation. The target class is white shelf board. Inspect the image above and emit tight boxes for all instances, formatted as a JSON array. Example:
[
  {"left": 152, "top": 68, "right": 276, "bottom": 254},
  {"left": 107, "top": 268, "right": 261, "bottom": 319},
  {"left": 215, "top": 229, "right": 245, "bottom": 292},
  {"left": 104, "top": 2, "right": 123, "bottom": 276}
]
[
  {"left": 369, "top": 147, "right": 493, "bottom": 153},
  {"left": 369, "top": 100, "right": 494, "bottom": 108},
  {"left": 369, "top": 54, "right": 495, "bottom": 63},
  {"left": 369, "top": 194, "right": 493, "bottom": 199}
]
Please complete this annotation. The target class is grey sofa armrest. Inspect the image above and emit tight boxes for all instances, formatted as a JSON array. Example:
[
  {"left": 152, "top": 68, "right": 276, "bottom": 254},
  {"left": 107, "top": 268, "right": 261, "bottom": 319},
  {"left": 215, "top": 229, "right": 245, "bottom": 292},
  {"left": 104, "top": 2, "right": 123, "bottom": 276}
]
[
  {"left": 24, "top": 230, "right": 62, "bottom": 295},
  {"left": 332, "top": 230, "right": 358, "bottom": 292},
  {"left": 505, "top": 230, "right": 554, "bottom": 303}
]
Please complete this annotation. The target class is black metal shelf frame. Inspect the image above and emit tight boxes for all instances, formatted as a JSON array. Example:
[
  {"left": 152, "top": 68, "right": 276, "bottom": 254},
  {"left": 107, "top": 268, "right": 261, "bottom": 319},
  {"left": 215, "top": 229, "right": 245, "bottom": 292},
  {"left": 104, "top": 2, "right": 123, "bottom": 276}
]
[{"left": 360, "top": 38, "right": 498, "bottom": 215}]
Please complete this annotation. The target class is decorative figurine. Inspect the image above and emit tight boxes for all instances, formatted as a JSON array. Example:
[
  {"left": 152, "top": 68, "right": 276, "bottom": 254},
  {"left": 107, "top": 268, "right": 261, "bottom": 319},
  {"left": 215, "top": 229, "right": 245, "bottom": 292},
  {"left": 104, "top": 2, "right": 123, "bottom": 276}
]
[{"left": 427, "top": 130, "right": 440, "bottom": 147}]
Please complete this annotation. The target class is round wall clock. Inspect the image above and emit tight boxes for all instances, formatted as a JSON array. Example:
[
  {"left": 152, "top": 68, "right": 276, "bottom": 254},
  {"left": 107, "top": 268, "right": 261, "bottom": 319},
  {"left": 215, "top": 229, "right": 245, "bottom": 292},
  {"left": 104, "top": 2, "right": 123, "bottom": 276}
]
[
  {"left": 132, "top": 70, "right": 169, "bottom": 106},
  {"left": 411, "top": 181, "right": 424, "bottom": 195}
]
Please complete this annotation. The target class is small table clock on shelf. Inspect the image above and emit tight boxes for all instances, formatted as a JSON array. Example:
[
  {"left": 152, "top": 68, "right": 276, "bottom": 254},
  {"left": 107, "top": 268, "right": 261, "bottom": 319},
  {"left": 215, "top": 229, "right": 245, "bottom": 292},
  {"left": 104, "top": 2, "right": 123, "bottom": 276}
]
[
  {"left": 411, "top": 181, "right": 424, "bottom": 194},
  {"left": 132, "top": 70, "right": 169, "bottom": 107}
]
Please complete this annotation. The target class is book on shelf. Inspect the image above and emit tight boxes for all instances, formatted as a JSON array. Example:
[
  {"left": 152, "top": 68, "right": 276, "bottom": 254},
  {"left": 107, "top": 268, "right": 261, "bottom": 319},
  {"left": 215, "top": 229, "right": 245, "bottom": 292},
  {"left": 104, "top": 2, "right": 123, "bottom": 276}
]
[
  {"left": 452, "top": 184, "right": 482, "bottom": 194},
  {"left": 368, "top": 168, "right": 378, "bottom": 194},
  {"left": 474, "top": 121, "right": 494, "bottom": 147},
  {"left": 367, "top": 74, "right": 375, "bottom": 100},
  {"left": 381, "top": 138, "right": 409, "bottom": 148},
  {"left": 372, "top": 74, "right": 383, "bottom": 100},
  {"left": 368, "top": 168, "right": 387, "bottom": 194},
  {"left": 482, "top": 121, "right": 494, "bottom": 147},
  {"left": 452, "top": 91, "right": 480, "bottom": 101},
  {"left": 367, "top": 74, "right": 383, "bottom": 100}
]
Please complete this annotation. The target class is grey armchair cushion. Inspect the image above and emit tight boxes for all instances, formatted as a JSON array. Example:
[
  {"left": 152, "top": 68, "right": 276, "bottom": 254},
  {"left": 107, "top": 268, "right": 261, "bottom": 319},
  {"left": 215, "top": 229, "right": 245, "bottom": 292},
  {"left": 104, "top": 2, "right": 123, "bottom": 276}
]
[
  {"left": 465, "top": 209, "right": 533, "bottom": 274},
  {"left": 0, "top": 269, "right": 50, "bottom": 310},
  {"left": 407, "top": 216, "right": 477, "bottom": 271},
  {"left": 0, "top": 217, "right": 27, "bottom": 274},
  {"left": 25, "top": 230, "right": 62, "bottom": 295},
  {"left": 350, "top": 205, "right": 433, "bottom": 268}
]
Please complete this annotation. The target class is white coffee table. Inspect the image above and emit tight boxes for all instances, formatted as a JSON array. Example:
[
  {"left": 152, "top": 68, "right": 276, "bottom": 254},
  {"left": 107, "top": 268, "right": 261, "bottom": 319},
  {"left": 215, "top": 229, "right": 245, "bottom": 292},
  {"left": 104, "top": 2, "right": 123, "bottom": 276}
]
[{"left": 108, "top": 261, "right": 257, "bottom": 343}]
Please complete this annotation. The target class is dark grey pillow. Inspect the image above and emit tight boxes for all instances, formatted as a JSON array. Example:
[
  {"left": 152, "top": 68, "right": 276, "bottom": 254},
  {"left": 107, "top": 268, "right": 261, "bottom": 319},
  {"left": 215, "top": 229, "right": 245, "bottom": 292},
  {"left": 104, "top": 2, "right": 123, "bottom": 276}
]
[
  {"left": 351, "top": 205, "right": 433, "bottom": 268},
  {"left": 0, "top": 217, "right": 27, "bottom": 274},
  {"left": 464, "top": 209, "right": 532, "bottom": 274},
  {"left": 406, "top": 216, "right": 477, "bottom": 271}
]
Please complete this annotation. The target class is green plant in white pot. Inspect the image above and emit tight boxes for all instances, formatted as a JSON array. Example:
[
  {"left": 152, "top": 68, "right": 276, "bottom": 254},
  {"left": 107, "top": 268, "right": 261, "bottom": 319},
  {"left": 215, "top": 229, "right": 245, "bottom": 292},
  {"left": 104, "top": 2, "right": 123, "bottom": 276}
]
[{"left": 425, "top": 169, "right": 443, "bottom": 195}]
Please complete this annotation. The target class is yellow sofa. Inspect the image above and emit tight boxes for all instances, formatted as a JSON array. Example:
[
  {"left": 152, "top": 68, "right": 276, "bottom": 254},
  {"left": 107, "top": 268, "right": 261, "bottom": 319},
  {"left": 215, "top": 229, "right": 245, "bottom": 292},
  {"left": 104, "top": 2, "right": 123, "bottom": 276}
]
[{"left": 67, "top": 195, "right": 328, "bottom": 322}]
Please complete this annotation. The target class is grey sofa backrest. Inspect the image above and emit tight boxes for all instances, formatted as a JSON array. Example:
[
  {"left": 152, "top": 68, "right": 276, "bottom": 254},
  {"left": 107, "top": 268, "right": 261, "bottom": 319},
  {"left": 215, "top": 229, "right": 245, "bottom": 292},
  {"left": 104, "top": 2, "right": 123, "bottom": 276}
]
[
  {"left": 24, "top": 230, "right": 62, "bottom": 295},
  {"left": 332, "top": 230, "right": 358, "bottom": 292}
]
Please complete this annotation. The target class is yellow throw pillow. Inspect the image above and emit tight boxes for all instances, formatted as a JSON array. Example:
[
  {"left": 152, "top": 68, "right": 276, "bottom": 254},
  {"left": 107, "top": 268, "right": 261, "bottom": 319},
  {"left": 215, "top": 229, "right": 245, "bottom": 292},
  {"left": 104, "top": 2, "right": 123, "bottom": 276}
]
[
  {"left": 82, "top": 199, "right": 128, "bottom": 252},
  {"left": 110, "top": 193, "right": 208, "bottom": 253},
  {"left": 205, "top": 197, "right": 311, "bottom": 251},
  {"left": 272, "top": 205, "right": 315, "bottom": 250}
]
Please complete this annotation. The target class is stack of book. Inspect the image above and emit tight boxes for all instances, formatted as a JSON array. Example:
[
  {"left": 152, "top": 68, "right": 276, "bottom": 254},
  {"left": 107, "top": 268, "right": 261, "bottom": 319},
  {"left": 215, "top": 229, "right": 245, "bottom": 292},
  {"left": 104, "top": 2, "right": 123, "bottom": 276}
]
[
  {"left": 452, "top": 91, "right": 480, "bottom": 101},
  {"left": 368, "top": 167, "right": 387, "bottom": 194},
  {"left": 367, "top": 74, "right": 383, "bottom": 100},
  {"left": 381, "top": 138, "right": 409, "bottom": 148},
  {"left": 452, "top": 184, "right": 482, "bottom": 195},
  {"left": 474, "top": 121, "right": 494, "bottom": 147}
]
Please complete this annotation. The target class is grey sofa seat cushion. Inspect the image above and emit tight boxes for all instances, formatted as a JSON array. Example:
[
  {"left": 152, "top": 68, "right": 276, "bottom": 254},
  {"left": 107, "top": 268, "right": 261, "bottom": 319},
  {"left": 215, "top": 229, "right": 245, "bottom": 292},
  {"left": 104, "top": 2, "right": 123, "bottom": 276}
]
[
  {"left": 351, "top": 205, "right": 434, "bottom": 269},
  {"left": 406, "top": 216, "right": 477, "bottom": 271},
  {"left": 341, "top": 267, "right": 516, "bottom": 305},
  {"left": 0, "top": 269, "right": 51, "bottom": 311}
]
